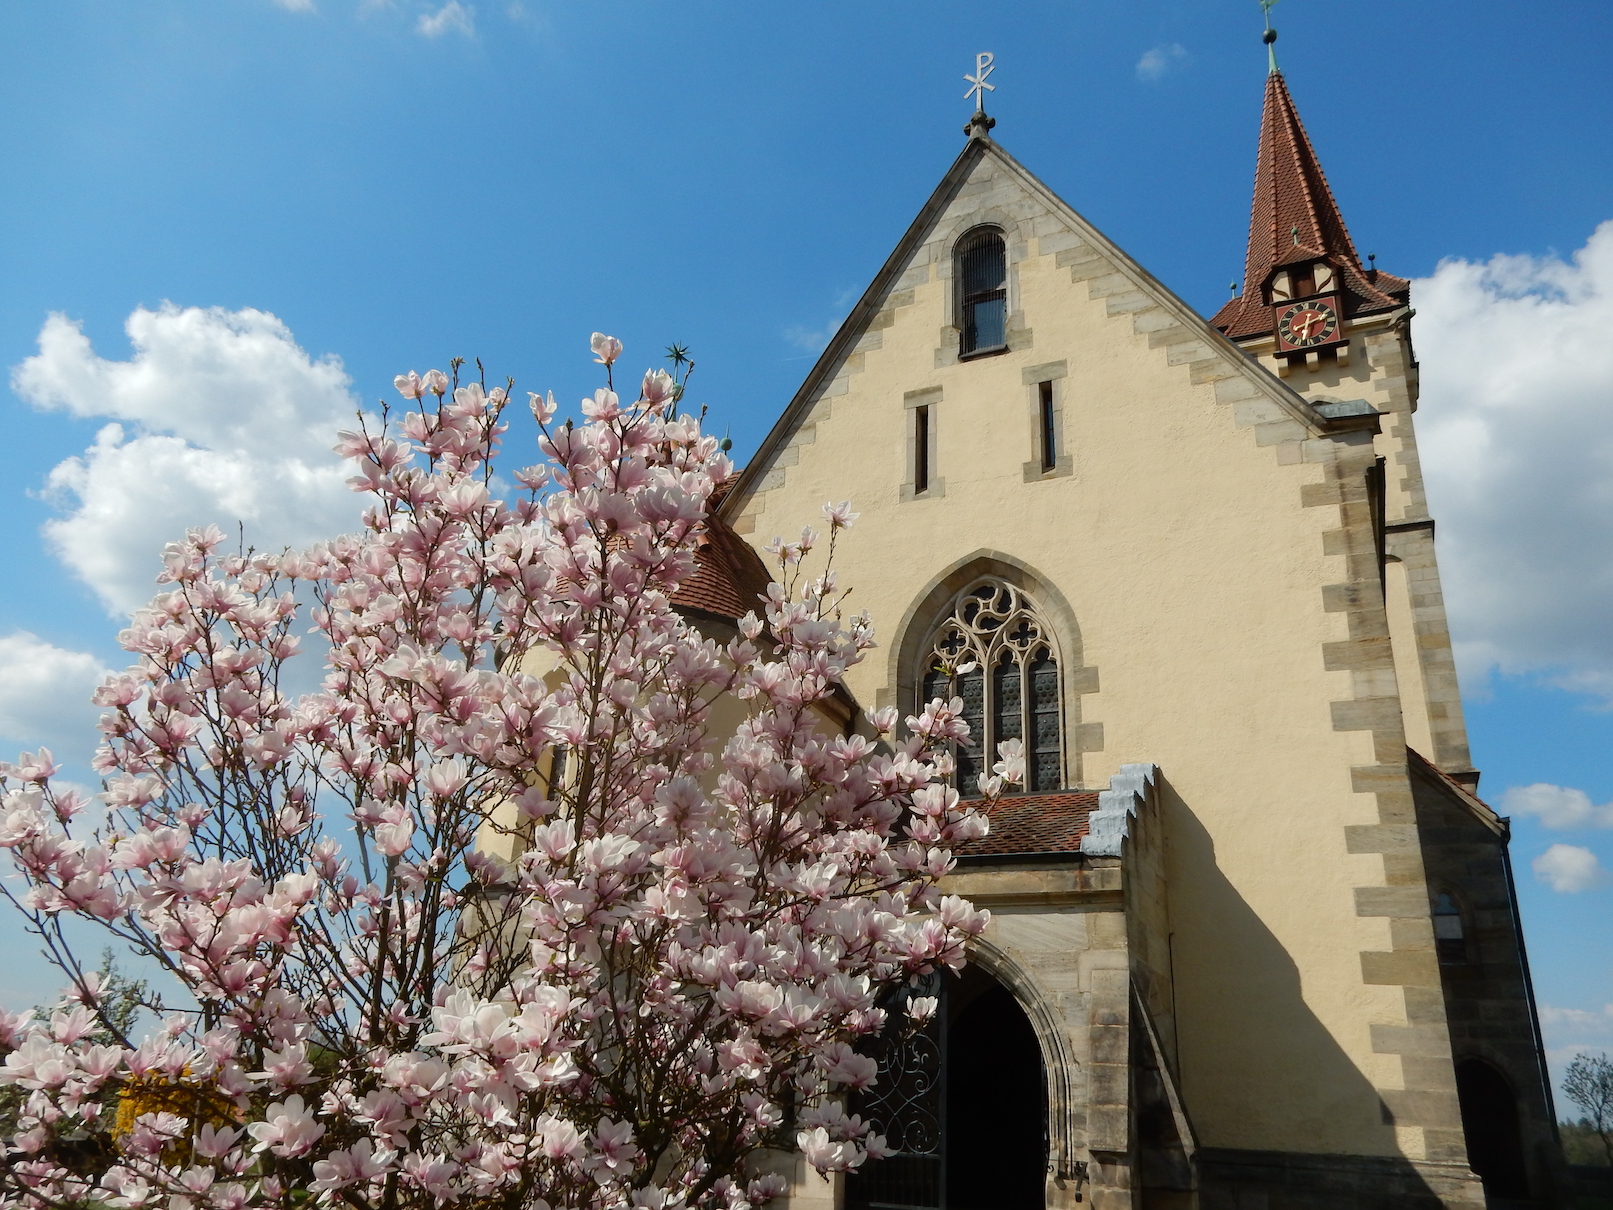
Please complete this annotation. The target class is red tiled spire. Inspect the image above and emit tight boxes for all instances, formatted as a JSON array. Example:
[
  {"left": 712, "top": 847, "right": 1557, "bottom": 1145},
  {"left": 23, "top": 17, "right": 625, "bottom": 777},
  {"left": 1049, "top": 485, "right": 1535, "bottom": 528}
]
[{"left": 1212, "top": 70, "right": 1408, "bottom": 339}]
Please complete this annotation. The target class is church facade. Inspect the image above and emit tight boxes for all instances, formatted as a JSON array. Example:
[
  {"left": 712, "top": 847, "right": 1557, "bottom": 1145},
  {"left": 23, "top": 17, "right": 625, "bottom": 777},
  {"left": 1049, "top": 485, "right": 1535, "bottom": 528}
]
[{"left": 708, "top": 47, "right": 1564, "bottom": 1210}]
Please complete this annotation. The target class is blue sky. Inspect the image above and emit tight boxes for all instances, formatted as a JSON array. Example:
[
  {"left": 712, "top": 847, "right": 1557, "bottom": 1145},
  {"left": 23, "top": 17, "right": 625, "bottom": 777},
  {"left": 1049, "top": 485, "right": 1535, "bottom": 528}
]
[{"left": 3, "top": 0, "right": 1612, "bottom": 1099}]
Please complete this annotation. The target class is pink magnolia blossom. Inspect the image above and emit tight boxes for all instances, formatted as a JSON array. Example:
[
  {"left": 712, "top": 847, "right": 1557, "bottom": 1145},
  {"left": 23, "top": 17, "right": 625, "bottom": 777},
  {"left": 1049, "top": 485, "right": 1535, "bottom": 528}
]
[
  {"left": 246, "top": 1095, "right": 325, "bottom": 1158},
  {"left": 0, "top": 337, "right": 996, "bottom": 1210},
  {"left": 821, "top": 500, "right": 860, "bottom": 530}
]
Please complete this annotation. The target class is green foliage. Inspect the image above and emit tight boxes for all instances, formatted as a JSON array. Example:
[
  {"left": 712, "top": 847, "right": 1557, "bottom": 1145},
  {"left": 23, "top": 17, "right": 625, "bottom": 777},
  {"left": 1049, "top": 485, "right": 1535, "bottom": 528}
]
[
  {"left": 1565, "top": 1117, "right": 1613, "bottom": 1166},
  {"left": 0, "top": 949, "right": 157, "bottom": 1143},
  {"left": 1564, "top": 1051, "right": 1613, "bottom": 1168}
]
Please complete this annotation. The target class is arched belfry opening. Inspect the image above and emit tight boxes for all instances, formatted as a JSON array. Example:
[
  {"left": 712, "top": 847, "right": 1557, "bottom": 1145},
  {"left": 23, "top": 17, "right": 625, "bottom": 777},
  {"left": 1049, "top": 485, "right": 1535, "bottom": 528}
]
[{"left": 846, "top": 967, "right": 1048, "bottom": 1210}]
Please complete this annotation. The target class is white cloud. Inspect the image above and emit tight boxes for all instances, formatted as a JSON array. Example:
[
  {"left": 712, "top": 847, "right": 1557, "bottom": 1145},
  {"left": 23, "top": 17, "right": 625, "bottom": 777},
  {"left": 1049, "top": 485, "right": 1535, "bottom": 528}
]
[
  {"left": 11, "top": 305, "right": 361, "bottom": 616},
  {"left": 1542, "top": 1005, "right": 1613, "bottom": 1090},
  {"left": 1136, "top": 44, "right": 1189, "bottom": 83},
  {"left": 1501, "top": 783, "right": 1613, "bottom": 829},
  {"left": 1414, "top": 221, "right": 1613, "bottom": 698},
  {"left": 0, "top": 632, "right": 111, "bottom": 763},
  {"left": 1542, "top": 1003, "right": 1613, "bottom": 1032},
  {"left": 1532, "top": 843, "right": 1607, "bottom": 893},
  {"left": 272, "top": 0, "right": 315, "bottom": 11},
  {"left": 784, "top": 289, "right": 858, "bottom": 355},
  {"left": 417, "top": 1, "right": 474, "bottom": 37},
  {"left": 783, "top": 322, "right": 837, "bottom": 354}
]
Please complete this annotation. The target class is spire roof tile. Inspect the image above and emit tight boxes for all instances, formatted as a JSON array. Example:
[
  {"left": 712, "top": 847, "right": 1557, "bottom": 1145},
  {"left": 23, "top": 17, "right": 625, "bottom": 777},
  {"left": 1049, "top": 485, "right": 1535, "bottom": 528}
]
[{"left": 1212, "top": 71, "right": 1407, "bottom": 340}]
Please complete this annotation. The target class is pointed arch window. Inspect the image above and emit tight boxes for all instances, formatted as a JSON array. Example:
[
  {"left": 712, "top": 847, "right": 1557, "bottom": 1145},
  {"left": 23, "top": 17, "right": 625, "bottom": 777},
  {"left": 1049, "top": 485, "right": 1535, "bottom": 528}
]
[
  {"left": 956, "top": 228, "right": 1007, "bottom": 357},
  {"left": 920, "top": 579, "right": 1062, "bottom": 794}
]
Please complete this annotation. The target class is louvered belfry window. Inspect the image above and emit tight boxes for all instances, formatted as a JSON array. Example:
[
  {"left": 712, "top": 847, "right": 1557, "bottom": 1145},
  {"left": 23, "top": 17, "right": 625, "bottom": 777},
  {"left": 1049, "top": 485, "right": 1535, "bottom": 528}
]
[
  {"left": 957, "top": 229, "right": 1007, "bottom": 357},
  {"left": 920, "top": 579, "right": 1062, "bottom": 794}
]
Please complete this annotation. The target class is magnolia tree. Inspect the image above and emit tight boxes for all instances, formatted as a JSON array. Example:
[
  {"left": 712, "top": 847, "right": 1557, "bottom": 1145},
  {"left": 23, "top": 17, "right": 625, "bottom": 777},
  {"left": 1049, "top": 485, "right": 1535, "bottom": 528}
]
[{"left": 0, "top": 336, "right": 1016, "bottom": 1210}]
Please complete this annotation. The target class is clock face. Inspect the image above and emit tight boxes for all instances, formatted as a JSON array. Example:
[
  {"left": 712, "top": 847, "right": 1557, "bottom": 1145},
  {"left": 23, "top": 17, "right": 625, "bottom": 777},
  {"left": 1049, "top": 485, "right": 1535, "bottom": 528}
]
[{"left": 1275, "top": 297, "right": 1341, "bottom": 349}]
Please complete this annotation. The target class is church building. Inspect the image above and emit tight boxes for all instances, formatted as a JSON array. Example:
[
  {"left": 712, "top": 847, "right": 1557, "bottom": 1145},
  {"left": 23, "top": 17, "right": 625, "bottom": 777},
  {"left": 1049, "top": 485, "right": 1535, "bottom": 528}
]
[{"left": 701, "top": 27, "right": 1564, "bottom": 1210}]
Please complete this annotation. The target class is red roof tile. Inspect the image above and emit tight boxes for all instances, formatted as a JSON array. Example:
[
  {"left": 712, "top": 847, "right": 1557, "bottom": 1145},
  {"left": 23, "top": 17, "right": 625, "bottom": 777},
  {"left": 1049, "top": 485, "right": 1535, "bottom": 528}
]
[
  {"left": 669, "top": 477, "right": 774, "bottom": 622},
  {"left": 1405, "top": 747, "right": 1500, "bottom": 831},
  {"left": 1212, "top": 71, "right": 1407, "bottom": 341},
  {"left": 954, "top": 791, "right": 1101, "bottom": 857}
]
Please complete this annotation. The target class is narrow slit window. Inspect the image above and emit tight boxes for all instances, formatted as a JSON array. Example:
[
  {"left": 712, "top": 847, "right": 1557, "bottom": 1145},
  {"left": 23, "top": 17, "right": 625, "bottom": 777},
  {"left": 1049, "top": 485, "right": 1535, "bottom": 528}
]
[
  {"left": 914, "top": 405, "right": 931, "bottom": 494},
  {"left": 1038, "top": 380, "right": 1056, "bottom": 471},
  {"left": 957, "top": 230, "right": 1007, "bottom": 357}
]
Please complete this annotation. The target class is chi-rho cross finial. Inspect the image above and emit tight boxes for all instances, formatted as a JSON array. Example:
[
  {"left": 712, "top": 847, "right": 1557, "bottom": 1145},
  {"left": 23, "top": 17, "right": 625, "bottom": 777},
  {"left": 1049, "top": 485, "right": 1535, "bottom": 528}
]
[{"left": 964, "top": 52, "right": 996, "bottom": 111}]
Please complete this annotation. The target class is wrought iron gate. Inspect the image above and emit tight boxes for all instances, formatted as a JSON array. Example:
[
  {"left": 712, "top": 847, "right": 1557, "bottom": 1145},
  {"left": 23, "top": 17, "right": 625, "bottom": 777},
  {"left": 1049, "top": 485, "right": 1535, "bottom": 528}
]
[{"left": 844, "top": 972, "right": 947, "bottom": 1210}]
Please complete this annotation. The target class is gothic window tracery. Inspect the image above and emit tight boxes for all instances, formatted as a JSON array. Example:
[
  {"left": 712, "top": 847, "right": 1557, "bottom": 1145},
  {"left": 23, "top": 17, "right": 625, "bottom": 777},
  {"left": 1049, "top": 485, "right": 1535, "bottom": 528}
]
[{"left": 920, "top": 579, "right": 1062, "bottom": 794}]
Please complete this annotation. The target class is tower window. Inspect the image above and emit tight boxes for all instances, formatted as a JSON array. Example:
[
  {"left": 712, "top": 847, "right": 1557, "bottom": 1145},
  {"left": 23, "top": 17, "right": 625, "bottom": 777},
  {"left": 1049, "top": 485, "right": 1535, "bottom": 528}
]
[
  {"left": 1038, "top": 380, "right": 1056, "bottom": 471},
  {"left": 915, "top": 406, "right": 931, "bottom": 494},
  {"left": 957, "top": 229, "right": 1007, "bottom": 357},
  {"left": 920, "top": 579, "right": 1062, "bottom": 795},
  {"left": 1433, "top": 892, "right": 1468, "bottom": 965},
  {"left": 1269, "top": 261, "right": 1335, "bottom": 304}
]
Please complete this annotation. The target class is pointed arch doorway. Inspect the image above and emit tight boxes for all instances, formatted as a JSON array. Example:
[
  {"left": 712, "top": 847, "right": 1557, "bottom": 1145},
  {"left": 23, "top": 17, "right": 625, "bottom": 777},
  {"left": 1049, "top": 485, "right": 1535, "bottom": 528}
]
[{"left": 845, "top": 967, "right": 1048, "bottom": 1210}]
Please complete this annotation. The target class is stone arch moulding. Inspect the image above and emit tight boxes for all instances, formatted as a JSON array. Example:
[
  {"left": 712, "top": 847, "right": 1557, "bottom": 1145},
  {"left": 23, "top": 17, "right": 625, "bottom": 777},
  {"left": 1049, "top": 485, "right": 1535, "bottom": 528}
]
[
  {"left": 881, "top": 549, "right": 1100, "bottom": 789},
  {"left": 966, "top": 935, "right": 1083, "bottom": 1183},
  {"left": 934, "top": 204, "right": 1034, "bottom": 284}
]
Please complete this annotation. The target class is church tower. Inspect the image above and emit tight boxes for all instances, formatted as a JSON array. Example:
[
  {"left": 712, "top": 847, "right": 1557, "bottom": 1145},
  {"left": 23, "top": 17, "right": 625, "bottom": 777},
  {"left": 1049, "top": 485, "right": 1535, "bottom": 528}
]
[
  {"left": 706, "top": 28, "right": 1563, "bottom": 1210},
  {"left": 1209, "top": 30, "right": 1474, "bottom": 784}
]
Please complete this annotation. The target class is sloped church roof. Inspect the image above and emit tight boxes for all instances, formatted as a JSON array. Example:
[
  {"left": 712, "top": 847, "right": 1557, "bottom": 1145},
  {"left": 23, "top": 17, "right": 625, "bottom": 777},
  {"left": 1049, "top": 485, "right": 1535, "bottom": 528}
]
[{"left": 670, "top": 477, "right": 774, "bottom": 623}]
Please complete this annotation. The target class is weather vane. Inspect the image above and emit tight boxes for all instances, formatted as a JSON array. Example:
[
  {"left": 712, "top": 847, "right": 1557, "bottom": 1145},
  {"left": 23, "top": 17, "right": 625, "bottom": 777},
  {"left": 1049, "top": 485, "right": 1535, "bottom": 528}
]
[{"left": 964, "top": 52, "right": 996, "bottom": 111}]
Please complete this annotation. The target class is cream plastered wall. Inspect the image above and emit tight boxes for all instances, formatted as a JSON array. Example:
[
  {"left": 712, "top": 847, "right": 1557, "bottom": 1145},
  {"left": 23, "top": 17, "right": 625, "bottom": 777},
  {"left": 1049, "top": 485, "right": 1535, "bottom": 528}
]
[
  {"left": 723, "top": 142, "right": 1462, "bottom": 1164},
  {"left": 1241, "top": 309, "right": 1475, "bottom": 775}
]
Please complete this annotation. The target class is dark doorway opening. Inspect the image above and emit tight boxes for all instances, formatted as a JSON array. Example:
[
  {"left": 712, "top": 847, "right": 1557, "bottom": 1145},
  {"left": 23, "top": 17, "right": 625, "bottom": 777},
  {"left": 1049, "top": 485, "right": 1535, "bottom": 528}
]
[
  {"left": 1454, "top": 1057, "right": 1529, "bottom": 1199},
  {"left": 946, "top": 974, "right": 1046, "bottom": 1209},
  {"left": 845, "top": 968, "right": 1046, "bottom": 1210}
]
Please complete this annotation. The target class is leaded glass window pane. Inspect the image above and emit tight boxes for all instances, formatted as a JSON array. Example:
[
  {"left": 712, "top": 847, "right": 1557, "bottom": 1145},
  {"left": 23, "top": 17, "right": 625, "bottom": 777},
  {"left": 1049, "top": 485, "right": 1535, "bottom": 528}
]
[
  {"left": 1029, "top": 650, "right": 1060, "bottom": 793},
  {"left": 956, "top": 666, "right": 984, "bottom": 795},
  {"left": 993, "top": 653, "right": 1022, "bottom": 749}
]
